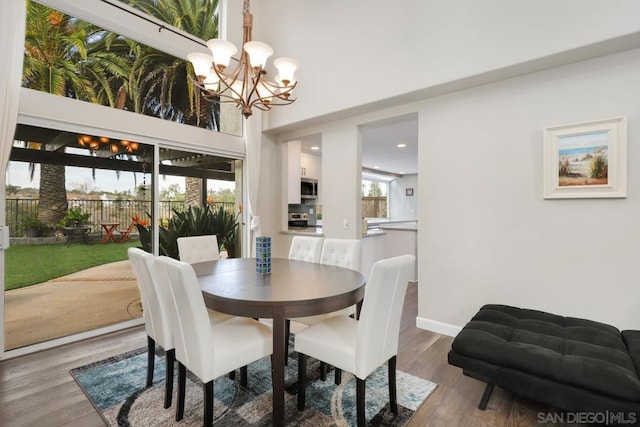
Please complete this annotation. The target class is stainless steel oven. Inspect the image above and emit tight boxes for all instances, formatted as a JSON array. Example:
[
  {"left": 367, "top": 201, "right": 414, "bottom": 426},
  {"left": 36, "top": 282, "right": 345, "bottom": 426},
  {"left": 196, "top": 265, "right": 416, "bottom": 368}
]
[{"left": 288, "top": 212, "right": 309, "bottom": 227}]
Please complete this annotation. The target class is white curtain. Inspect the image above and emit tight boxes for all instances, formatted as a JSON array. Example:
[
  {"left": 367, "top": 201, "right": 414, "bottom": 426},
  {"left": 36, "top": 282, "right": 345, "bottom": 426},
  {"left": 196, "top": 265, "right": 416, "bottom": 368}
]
[
  {"left": 245, "top": 112, "right": 262, "bottom": 256},
  {"left": 0, "top": 1, "right": 26, "bottom": 196},
  {"left": 0, "top": 0, "right": 26, "bottom": 357}
]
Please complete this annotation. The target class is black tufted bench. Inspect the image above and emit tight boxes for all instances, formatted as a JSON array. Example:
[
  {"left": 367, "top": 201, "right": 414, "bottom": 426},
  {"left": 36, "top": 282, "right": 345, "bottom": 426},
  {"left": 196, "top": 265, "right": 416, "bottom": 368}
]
[{"left": 448, "top": 304, "right": 640, "bottom": 414}]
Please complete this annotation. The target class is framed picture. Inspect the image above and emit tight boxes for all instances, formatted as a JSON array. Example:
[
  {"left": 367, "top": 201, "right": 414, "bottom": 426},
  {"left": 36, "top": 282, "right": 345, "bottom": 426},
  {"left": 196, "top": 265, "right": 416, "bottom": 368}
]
[
  {"left": 543, "top": 117, "right": 627, "bottom": 199},
  {"left": 406, "top": 188, "right": 414, "bottom": 196}
]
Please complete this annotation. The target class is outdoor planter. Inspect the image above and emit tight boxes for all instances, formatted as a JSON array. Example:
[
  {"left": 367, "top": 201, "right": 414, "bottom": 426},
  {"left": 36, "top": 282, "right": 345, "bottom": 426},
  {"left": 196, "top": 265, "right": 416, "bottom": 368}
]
[{"left": 24, "top": 228, "right": 41, "bottom": 238}]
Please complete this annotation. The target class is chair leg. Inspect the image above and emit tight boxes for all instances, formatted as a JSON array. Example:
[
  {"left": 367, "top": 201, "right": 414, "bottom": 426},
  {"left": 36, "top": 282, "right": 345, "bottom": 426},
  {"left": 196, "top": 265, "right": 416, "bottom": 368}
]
[
  {"left": 164, "top": 349, "right": 175, "bottom": 409},
  {"left": 240, "top": 365, "right": 248, "bottom": 386},
  {"left": 357, "top": 378, "right": 366, "bottom": 427},
  {"left": 176, "top": 363, "right": 186, "bottom": 421},
  {"left": 388, "top": 356, "right": 397, "bottom": 414},
  {"left": 204, "top": 380, "right": 214, "bottom": 427},
  {"left": 320, "top": 361, "right": 326, "bottom": 381},
  {"left": 478, "top": 383, "right": 494, "bottom": 410},
  {"left": 297, "top": 352, "right": 307, "bottom": 411},
  {"left": 284, "top": 319, "right": 291, "bottom": 365},
  {"left": 334, "top": 368, "right": 342, "bottom": 385},
  {"left": 146, "top": 336, "right": 155, "bottom": 387}
]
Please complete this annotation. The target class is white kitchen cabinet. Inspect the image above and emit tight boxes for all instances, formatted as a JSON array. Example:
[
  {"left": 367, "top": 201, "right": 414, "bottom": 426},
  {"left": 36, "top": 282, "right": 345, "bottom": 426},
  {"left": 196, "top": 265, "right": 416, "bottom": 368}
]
[
  {"left": 284, "top": 142, "right": 322, "bottom": 204},
  {"left": 300, "top": 152, "right": 320, "bottom": 179}
]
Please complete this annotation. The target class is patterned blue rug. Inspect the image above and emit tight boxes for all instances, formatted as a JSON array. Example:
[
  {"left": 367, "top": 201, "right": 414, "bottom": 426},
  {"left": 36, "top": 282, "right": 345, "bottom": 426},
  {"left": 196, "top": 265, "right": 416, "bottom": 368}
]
[{"left": 71, "top": 347, "right": 436, "bottom": 426}]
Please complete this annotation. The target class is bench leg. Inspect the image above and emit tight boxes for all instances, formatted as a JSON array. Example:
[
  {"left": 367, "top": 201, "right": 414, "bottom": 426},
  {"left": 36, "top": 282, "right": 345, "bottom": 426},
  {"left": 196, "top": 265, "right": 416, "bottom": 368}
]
[{"left": 478, "top": 383, "right": 494, "bottom": 410}]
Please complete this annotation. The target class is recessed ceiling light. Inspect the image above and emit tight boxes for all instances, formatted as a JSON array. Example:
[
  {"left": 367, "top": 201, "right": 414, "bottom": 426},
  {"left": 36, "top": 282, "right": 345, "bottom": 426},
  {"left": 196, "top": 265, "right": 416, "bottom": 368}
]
[
  {"left": 396, "top": 143, "right": 407, "bottom": 148},
  {"left": 374, "top": 166, "right": 380, "bottom": 169},
  {"left": 399, "top": 171, "right": 405, "bottom": 174},
  {"left": 311, "top": 146, "right": 320, "bottom": 150}
]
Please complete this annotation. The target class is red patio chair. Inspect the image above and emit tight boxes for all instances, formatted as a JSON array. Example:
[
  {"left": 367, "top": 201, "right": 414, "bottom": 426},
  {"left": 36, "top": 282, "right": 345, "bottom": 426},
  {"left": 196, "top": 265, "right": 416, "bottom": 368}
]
[{"left": 117, "top": 221, "right": 136, "bottom": 243}]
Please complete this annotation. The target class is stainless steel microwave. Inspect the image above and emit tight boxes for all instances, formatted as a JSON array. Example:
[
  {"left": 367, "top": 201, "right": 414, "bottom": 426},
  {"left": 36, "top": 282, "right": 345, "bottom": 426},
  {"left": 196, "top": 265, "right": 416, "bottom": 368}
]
[{"left": 300, "top": 178, "right": 318, "bottom": 199}]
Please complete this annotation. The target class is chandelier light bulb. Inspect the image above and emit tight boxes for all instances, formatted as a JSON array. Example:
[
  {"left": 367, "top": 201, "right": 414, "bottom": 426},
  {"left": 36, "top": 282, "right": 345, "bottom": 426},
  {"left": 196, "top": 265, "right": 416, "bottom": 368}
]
[
  {"left": 273, "top": 57, "right": 299, "bottom": 86},
  {"left": 244, "top": 41, "right": 274, "bottom": 69},
  {"left": 206, "top": 39, "right": 238, "bottom": 69},
  {"left": 187, "top": 52, "right": 214, "bottom": 80},
  {"left": 256, "top": 81, "right": 273, "bottom": 103}
]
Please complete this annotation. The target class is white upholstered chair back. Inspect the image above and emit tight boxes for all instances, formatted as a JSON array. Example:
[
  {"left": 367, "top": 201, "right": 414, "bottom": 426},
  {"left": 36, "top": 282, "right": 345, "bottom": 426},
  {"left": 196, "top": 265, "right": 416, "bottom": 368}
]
[
  {"left": 288, "top": 236, "right": 323, "bottom": 263},
  {"left": 320, "top": 238, "right": 362, "bottom": 272},
  {"left": 128, "top": 248, "right": 173, "bottom": 350},
  {"left": 355, "top": 254, "right": 414, "bottom": 378},
  {"left": 155, "top": 256, "right": 216, "bottom": 382},
  {"left": 177, "top": 235, "right": 220, "bottom": 264}
]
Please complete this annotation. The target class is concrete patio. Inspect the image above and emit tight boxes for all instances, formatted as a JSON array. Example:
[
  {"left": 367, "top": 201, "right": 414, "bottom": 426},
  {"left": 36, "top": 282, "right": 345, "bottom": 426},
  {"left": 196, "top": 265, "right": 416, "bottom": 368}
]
[{"left": 4, "top": 260, "right": 142, "bottom": 350}]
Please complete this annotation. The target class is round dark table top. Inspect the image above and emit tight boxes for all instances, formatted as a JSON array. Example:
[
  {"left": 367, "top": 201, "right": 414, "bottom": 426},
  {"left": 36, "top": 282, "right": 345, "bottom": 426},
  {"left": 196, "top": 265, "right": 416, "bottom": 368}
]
[{"left": 196, "top": 257, "right": 366, "bottom": 319}]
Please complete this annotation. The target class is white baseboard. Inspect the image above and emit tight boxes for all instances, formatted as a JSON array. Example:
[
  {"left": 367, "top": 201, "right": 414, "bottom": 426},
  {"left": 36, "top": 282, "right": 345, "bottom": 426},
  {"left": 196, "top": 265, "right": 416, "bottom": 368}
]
[{"left": 416, "top": 316, "right": 462, "bottom": 337}]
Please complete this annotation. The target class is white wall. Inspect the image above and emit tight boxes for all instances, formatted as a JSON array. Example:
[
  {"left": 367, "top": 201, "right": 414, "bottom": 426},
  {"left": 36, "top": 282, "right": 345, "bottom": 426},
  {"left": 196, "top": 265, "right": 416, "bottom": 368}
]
[
  {"left": 251, "top": 0, "right": 640, "bottom": 131},
  {"left": 389, "top": 174, "right": 418, "bottom": 221},
  {"left": 418, "top": 48, "right": 640, "bottom": 333},
  {"left": 318, "top": 125, "right": 362, "bottom": 239}
]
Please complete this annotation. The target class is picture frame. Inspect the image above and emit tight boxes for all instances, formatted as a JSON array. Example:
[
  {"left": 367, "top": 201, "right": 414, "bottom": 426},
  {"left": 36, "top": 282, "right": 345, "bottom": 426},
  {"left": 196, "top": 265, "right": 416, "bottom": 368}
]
[
  {"left": 543, "top": 117, "right": 627, "bottom": 199},
  {"left": 406, "top": 188, "right": 414, "bottom": 196}
]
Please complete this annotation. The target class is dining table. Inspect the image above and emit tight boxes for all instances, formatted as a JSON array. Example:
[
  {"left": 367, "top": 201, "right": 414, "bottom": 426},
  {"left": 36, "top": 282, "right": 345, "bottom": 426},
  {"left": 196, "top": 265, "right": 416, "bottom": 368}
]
[{"left": 195, "top": 257, "right": 366, "bottom": 427}]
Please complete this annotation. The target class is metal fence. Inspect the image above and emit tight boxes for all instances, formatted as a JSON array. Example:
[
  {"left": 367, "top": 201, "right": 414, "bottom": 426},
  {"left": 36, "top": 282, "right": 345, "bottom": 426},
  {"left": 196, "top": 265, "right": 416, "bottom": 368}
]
[
  {"left": 362, "top": 197, "right": 388, "bottom": 218},
  {"left": 7, "top": 198, "right": 235, "bottom": 237}
]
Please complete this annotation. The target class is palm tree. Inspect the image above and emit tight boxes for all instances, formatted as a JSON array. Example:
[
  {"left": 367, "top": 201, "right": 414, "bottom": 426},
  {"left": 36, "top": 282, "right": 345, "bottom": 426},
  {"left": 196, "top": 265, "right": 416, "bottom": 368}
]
[
  {"left": 22, "top": 1, "right": 134, "bottom": 226},
  {"left": 126, "top": 0, "right": 221, "bottom": 129}
]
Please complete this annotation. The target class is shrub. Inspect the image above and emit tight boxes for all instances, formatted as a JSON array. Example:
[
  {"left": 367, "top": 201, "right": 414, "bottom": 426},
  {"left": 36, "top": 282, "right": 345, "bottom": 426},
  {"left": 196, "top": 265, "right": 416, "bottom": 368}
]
[
  {"left": 590, "top": 153, "right": 608, "bottom": 179},
  {"left": 558, "top": 158, "right": 571, "bottom": 176},
  {"left": 58, "top": 208, "right": 91, "bottom": 227},
  {"left": 20, "top": 213, "right": 46, "bottom": 230},
  {"left": 136, "top": 205, "right": 240, "bottom": 259}
]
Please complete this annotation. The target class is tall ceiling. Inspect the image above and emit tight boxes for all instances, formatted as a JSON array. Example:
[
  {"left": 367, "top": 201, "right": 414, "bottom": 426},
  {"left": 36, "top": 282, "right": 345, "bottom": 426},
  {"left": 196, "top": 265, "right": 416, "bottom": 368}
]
[{"left": 300, "top": 113, "right": 418, "bottom": 176}]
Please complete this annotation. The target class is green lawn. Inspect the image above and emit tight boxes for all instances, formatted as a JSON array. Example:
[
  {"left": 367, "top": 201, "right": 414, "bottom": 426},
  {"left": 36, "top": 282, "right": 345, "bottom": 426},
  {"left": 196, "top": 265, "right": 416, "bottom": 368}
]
[{"left": 5, "top": 241, "right": 138, "bottom": 291}]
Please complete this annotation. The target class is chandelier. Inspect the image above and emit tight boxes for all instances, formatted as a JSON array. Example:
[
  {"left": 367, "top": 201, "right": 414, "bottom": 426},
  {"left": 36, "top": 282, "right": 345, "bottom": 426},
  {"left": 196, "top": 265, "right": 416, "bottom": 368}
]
[{"left": 187, "top": 0, "right": 299, "bottom": 118}]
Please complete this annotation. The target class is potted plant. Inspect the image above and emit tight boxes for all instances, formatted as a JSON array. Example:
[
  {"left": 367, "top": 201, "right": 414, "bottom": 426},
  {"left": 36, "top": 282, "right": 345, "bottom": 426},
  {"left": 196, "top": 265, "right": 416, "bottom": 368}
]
[
  {"left": 58, "top": 207, "right": 91, "bottom": 228},
  {"left": 20, "top": 213, "right": 46, "bottom": 238}
]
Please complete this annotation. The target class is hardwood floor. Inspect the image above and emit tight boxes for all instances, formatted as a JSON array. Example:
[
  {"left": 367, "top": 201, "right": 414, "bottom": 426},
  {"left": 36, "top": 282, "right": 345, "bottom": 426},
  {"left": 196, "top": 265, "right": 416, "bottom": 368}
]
[{"left": 0, "top": 283, "right": 556, "bottom": 426}]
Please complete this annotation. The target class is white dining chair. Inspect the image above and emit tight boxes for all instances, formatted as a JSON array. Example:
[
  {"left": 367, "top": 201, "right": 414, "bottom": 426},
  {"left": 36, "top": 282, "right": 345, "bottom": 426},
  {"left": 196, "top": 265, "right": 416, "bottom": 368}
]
[
  {"left": 177, "top": 234, "right": 220, "bottom": 263},
  {"left": 295, "top": 254, "right": 415, "bottom": 427},
  {"left": 287, "top": 238, "right": 362, "bottom": 371},
  {"left": 290, "top": 238, "right": 362, "bottom": 323},
  {"left": 154, "top": 256, "right": 273, "bottom": 426},
  {"left": 177, "top": 234, "right": 232, "bottom": 324},
  {"left": 288, "top": 235, "right": 323, "bottom": 263},
  {"left": 128, "top": 247, "right": 175, "bottom": 409}
]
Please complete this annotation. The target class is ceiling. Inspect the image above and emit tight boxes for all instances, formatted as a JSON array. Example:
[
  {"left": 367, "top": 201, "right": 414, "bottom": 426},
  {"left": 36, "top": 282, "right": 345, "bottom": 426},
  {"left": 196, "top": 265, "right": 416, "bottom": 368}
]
[{"left": 300, "top": 113, "right": 418, "bottom": 176}]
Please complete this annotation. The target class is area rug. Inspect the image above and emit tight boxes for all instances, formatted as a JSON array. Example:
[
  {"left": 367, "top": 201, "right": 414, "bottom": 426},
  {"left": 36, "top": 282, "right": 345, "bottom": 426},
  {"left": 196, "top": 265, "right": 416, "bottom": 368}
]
[{"left": 71, "top": 347, "right": 436, "bottom": 426}]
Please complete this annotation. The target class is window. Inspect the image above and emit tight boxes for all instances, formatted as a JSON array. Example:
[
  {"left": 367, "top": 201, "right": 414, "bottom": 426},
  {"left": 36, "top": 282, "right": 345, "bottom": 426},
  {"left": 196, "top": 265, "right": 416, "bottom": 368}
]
[
  {"left": 23, "top": 1, "right": 239, "bottom": 133},
  {"left": 362, "top": 177, "right": 389, "bottom": 219}
]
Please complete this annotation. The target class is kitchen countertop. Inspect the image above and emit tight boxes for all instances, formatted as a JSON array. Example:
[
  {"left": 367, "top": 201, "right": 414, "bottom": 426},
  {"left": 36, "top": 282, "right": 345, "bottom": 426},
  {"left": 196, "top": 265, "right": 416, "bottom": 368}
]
[{"left": 282, "top": 227, "right": 385, "bottom": 238}]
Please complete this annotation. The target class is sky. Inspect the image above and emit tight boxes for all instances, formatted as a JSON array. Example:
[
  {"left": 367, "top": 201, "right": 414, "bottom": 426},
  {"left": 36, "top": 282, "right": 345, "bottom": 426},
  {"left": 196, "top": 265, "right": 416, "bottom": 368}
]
[
  {"left": 6, "top": 161, "right": 235, "bottom": 194},
  {"left": 558, "top": 130, "right": 609, "bottom": 149}
]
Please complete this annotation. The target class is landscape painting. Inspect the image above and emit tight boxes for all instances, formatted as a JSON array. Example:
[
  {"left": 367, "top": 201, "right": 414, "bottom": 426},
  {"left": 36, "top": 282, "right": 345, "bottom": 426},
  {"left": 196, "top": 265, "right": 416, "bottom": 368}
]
[
  {"left": 557, "top": 131, "right": 608, "bottom": 187},
  {"left": 543, "top": 117, "right": 626, "bottom": 199}
]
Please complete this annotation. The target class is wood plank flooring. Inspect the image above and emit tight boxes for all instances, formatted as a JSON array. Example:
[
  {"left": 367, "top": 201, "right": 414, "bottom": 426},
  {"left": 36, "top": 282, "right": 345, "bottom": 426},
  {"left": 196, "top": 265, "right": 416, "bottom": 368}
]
[{"left": 0, "top": 283, "right": 561, "bottom": 426}]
